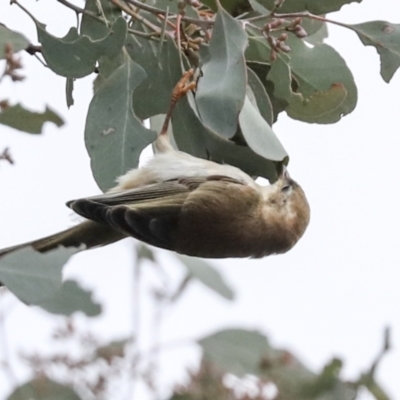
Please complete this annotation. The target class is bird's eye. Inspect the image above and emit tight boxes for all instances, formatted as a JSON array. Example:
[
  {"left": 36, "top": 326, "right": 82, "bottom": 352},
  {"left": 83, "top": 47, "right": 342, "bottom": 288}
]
[{"left": 281, "top": 184, "right": 291, "bottom": 193}]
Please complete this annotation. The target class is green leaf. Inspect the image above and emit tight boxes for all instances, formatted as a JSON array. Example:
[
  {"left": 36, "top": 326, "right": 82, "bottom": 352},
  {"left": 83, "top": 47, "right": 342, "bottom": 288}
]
[
  {"left": 172, "top": 94, "right": 280, "bottom": 182},
  {"left": 288, "top": 83, "right": 348, "bottom": 122},
  {"left": 246, "top": 36, "right": 272, "bottom": 64},
  {"left": 37, "top": 280, "right": 102, "bottom": 317},
  {"left": 255, "top": 0, "right": 361, "bottom": 14},
  {"left": 85, "top": 53, "right": 157, "bottom": 191},
  {"left": 201, "top": 0, "right": 252, "bottom": 15},
  {"left": 267, "top": 38, "right": 357, "bottom": 124},
  {"left": 305, "top": 23, "right": 329, "bottom": 45},
  {"left": 0, "top": 247, "right": 79, "bottom": 305},
  {"left": 287, "top": 37, "right": 357, "bottom": 123},
  {"left": 153, "top": 0, "right": 200, "bottom": 18},
  {"left": 0, "top": 104, "right": 64, "bottom": 133},
  {"left": 247, "top": 62, "right": 289, "bottom": 123},
  {"left": 96, "top": 339, "right": 129, "bottom": 363},
  {"left": 126, "top": 33, "right": 183, "bottom": 119},
  {"left": 198, "top": 329, "right": 272, "bottom": 376},
  {"left": 8, "top": 377, "right": 82, "bottom": 400},
  {"left": 350, "top": 21, "right": 400, "bottom": 83},
  {"left": 239, "top": 96, "right": 287, "bottom": 161},
  {"left": 195, "top": 6, "right": 248, "bottom": 138},
  {"left": 36, "top": 17, "right": 127, "bottom": 78},
  {"left": 246, "top": 66, "right": 273, "bottom": 125},
  {"left": 80, "top": 0, "right": 121, "bottom": 40},
  {"left": 176, "top": 255, "right": 234, "bottom": 300},
  {"left": 0, "top": 25, "right": 29, "bottom": 58},
  {"left": 136, "top": 243, "right": 155, "bottom": 262}
]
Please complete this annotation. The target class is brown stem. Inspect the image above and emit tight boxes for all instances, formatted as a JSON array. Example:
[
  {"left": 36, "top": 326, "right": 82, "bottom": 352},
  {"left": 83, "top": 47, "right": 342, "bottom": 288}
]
[
  {"left": 246, "top": 11, "right": 352, "bottom": 31},
  {"left": 160, "top": 69, "right": 196, "bottom": 136},
  {"left": 123, "top": 0, "right": 214, "bottom": 28}
]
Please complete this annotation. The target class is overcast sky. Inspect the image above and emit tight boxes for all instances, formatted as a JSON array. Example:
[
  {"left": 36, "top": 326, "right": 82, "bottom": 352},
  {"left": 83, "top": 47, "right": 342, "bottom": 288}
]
[{"left": 0, "top": 0, "right": 400, "bottom": 399}]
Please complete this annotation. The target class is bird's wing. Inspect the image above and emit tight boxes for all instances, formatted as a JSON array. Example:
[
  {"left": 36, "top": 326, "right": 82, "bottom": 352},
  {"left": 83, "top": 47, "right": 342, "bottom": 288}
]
[{"left": 67, "top": 176, "right": 246, "bottom": 251}]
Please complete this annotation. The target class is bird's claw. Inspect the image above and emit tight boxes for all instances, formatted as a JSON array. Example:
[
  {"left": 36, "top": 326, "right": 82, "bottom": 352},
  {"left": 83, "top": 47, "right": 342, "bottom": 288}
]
[{"left": 171, "top": 69, "right": 196, "bottom": 103}]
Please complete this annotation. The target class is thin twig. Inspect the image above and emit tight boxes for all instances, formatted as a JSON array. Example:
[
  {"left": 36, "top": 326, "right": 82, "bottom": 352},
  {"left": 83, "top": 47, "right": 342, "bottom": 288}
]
[
  {"left": 0, "top": 148, "right": 14, "bottom": 165},
  {"left": 246, "top": 11, "right": 352, "bottom": 31},
  {"left": 110, "top": 0, "right": 162, "bottom": 34},
  {"left": 124, "top": 0, "right": 214, "bottom": 28}
]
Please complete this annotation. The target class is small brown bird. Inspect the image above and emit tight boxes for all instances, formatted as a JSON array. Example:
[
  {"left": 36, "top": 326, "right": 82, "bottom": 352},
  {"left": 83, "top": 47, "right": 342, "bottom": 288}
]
[{"left": 0, "top": 71, "right": 310, "bottom": 259}]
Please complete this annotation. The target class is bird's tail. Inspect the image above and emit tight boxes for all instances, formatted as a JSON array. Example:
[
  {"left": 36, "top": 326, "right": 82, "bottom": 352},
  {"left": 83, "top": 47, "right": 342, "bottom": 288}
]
[{"left": 0, "top": 220, "right": 126, "bottom": 257}]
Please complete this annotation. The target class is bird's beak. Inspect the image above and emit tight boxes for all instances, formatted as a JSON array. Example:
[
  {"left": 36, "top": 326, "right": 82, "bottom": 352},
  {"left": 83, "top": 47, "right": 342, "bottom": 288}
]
[{"left": 279, "top": 164, "right": 291, "bottom": 180}]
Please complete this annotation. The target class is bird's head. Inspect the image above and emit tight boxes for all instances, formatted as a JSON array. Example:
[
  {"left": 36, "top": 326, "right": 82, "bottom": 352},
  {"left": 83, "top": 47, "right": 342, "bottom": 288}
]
[{"left": 260, "top": 165, "right": 310, "bottom": 244}]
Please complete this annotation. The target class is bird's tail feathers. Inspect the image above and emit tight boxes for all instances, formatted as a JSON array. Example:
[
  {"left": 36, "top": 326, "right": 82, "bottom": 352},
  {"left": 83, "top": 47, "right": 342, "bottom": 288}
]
[{"left": 0, "top": 220, "right": 126, "bottom": 257}]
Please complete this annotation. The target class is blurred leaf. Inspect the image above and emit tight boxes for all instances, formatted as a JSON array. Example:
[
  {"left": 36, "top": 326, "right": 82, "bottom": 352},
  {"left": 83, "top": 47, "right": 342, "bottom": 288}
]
[
  {"left": 198, "top": 328, "right": 272, "bottom": 376},
  {"left": 255, "top": 0, "right": 361, "bottom": 14},
  {"left": 350, "top": 21, "right": 400, "bottom": 83},
  {"left": 245, "top": 36, "right": 271, "bottom": 63},
  {"left": 85, "top": 53, "right": 157, "bottom": 191},
  {"left": 127, "top": 32, "right": 183, "bottom": 119},
  {"left": 356, "top": 328, "right": 391, "bottom": 400},
  {"left": 247, "top": 66, "right": 273, "bottom": 125},
  {"left": 136, "top": 243, "right": 155, "bottom": 262},
  {"left": 0, "top": 247, "right": 79, "bottom": 305},
  {"left": 80, "top": 0, "right": 121, "bottom": 39},
  {"left": 248, "top": 0, "right": 270, "bottom": 13},
  {"left": 153, "top": 0, "right": 200, "bottom": 18},
  {"left": 8, "top": 377, "right": 82, "bottom": 400},
  {"left": 0, "top": 25, "right": 29, "bottom": 58},
  {"left": 37, "top": 280, "right": 102, "bottom": 317},
  {"left": 201, "top": 0, "right": 252, "bottom": 15},
  {"left": 35, "top": 17, "right": 126, "bottom": 78},
  {"left": 196, "top": 7, "right": 248, "bottom": 138},
  {"left": 0, "top": 104, "right": 64, "bottom": 133},
  {"left": 302, "top": 17, "right": 327, "bottom": 38},
  {"left": 176, "top": 255, "right": 234, "bottom": 300},
  {"left": 96, "top": 338, "right": 129, "bottom": 363},
  {"left": 239, "top": 96, "right": 287, "bottom": 161},
  {"left": 306, "top": 23, "right": 329, "bottom": 45}
]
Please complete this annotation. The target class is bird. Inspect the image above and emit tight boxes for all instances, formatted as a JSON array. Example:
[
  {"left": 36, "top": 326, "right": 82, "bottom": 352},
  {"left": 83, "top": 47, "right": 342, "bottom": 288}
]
[{"left": 0, "top": 70, "right": 310, "bottom": 259}]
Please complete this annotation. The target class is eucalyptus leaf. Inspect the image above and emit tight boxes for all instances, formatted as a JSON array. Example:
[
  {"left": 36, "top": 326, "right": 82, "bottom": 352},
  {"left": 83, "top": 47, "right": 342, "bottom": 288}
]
[
  {"left": 0, "top": 246, "right": 79, "bottom": 305},
  {"left": 246, "top": 66, "right": 274, "bottom": 125},
  {"left": 239, "top": 96, "right": 287, "bottom": 161},
  {"left": 8, "top": 378, "right": 82, "bottom": 400},
  {"left": 0, "top": 25, "right": 29, "bottom": 58},
  {"left": 267, "top": 38, "right": 357, "bottom": 124},
  {"left": 36, "top": 17, "right": 127, "bottom": 78},
  {"left": 288, "top": 83, "right": 348, "bottom": 122},
  {"left": 126, "top": 32, "right": 182, "bottom": 119},
  {"left": 37, "top": 280, "right": 102, "bottom": 317},
  {"left": 0, "top": 104, "right": 64, "bottom": 133},
  {"left": 287, "top": 37, "right": 357, "bottom": 123},
  {"left": 196, "top": 6, "right": 248, "bottom": 138},
  {"left": 80, "top": 0, "right": 121, "bottom": 39},
  {"left": 176, "top": 254, "right": 234, "bottom": 300},
  {"left": 350, "top": 21, "right": 400, "bottom": 83},
  {"left": 85, "top": 54, "right": 157, "bottom": 191},
  {"left": 172, "top": 94, "right": 280, "bottom": 182},
  {"left": 255, "top": 0, "right": 361, "bottom": 14},
  {"left": 201, "top": 0, "right": 252, "bottom": 15},
  {"left": 198, "top": 328, "right": 272, "bottom": 376}
]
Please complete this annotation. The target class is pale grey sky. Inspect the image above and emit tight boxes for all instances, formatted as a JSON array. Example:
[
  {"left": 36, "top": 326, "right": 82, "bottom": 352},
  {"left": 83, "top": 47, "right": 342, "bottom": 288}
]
[{"left": 0, "top": 0, "right": 399, "bottom": 399}]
